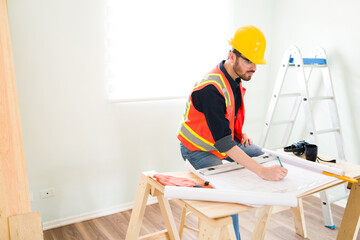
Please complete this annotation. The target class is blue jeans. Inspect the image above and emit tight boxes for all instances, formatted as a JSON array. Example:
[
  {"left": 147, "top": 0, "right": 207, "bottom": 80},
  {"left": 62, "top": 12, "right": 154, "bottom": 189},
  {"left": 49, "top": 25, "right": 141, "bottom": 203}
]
[{"left": 180, "top": 142, "right": 264, "bottom": 240}]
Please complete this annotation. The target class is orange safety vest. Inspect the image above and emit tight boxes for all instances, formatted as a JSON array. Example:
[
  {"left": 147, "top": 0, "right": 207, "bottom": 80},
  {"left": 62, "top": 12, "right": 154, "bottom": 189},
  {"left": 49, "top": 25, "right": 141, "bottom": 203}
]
[{"left": 177, "top": 64, "right": 246, "bottom": 159}]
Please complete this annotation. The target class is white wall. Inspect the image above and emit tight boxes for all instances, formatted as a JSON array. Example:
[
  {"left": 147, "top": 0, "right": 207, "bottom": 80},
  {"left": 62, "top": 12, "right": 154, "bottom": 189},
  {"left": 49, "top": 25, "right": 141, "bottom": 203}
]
[
  {"left": 7, "top": 0, "right": 359, "bottom": 225},
  {"left": 8, "top": 0, "right": 188, "bottom": 223}
]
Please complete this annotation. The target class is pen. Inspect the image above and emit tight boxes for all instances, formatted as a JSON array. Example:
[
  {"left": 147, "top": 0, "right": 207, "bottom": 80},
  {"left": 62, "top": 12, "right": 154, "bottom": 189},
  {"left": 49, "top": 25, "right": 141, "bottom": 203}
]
[
  {"left": 277, "top": 156, "right": 283, "bottom": 167},
  {"left": 322, "top": 171, "right": 358, "bottom": 183}
]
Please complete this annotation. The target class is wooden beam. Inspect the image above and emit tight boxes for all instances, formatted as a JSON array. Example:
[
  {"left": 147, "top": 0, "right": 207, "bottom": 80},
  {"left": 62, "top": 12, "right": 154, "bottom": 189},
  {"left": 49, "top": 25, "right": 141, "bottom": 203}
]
[
  {"left": 337, "top": 180, "right": 360, "bottom": 240},
  {"left": 0, "top": 1, "right": 43, "bottom": 239}
]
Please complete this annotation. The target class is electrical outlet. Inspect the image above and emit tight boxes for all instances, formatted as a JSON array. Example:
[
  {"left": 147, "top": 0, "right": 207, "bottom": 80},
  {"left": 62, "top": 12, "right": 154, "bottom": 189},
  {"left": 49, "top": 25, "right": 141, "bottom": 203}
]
[{"left": 40, "top": 188, "right": 55, "bottom": 199}]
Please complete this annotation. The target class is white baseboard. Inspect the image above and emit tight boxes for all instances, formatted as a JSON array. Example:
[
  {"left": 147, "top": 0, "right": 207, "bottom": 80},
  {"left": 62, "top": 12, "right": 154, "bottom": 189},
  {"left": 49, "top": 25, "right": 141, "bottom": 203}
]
[{"left": 42, "top": 197, "right": 158, "bottom": 231}]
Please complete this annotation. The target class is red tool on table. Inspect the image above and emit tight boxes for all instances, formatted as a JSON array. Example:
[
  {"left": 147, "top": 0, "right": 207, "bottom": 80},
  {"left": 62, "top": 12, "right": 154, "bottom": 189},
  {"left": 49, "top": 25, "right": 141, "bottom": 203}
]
[{"left": 153, "top": 174, "right": 212, "bottom": 188}]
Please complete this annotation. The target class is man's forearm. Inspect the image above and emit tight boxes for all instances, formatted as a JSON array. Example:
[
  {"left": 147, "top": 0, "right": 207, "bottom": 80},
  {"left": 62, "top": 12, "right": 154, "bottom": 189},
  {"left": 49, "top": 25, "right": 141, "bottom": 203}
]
[{"left": 224, "top": 145, "right": 263, "bottom": 175}]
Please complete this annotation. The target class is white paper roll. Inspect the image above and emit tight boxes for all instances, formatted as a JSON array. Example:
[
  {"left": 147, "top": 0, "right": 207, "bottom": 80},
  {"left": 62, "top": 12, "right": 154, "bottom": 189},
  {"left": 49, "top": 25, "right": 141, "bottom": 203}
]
[
  {"left": 164, "top": 186, "right": 298, "bottom": 207},
  {"left": 263, "top": 149, "right": 345, "bottom": 176}
]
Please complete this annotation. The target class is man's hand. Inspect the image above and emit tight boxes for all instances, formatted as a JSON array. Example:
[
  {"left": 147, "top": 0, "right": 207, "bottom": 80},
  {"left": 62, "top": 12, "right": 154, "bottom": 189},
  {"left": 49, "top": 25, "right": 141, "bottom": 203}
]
[
  {"left": 225, "top": 145, "right": 288, "bottom": 182},
  {"left": 240, "top": 133, "right": 252, "bottom": 147},
  {"left": 259, "top": 165, "right": 288, "bottom": 181}
]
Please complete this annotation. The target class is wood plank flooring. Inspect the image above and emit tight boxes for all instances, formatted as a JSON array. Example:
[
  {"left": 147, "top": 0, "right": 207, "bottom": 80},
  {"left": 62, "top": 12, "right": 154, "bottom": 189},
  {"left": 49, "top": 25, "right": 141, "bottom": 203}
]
[{"left": 43, "top": 196, "right": 360, "bottom": 240}]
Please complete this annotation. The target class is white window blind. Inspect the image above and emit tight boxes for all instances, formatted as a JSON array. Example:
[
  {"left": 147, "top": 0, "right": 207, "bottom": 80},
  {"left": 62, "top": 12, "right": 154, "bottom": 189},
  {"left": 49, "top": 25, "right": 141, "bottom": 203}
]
[{"left": 106, "top": 0, "right": 235, "bottom": 102}]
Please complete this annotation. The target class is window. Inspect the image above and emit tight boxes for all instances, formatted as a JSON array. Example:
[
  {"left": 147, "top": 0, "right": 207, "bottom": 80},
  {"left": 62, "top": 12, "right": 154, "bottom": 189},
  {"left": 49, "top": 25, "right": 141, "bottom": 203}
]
[{"left": 106, "top": 0, "right": 235, "bottom": 102}]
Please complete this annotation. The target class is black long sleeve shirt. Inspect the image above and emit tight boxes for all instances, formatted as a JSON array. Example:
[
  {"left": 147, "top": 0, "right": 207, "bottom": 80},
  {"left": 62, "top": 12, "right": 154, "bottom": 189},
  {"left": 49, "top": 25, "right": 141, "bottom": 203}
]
[{"left": 191, "top": 61, "right": 242, "bottom": 153}]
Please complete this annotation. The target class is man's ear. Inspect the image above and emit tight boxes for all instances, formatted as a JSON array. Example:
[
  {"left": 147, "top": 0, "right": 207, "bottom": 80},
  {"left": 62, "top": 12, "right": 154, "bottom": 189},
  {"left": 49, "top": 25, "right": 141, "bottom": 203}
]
[{"left": 229, "top": 51, "right": 236, "bottom": 64}]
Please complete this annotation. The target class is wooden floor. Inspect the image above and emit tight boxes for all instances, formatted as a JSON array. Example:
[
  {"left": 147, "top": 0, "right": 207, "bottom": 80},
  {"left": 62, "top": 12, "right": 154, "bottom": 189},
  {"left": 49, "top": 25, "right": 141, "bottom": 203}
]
[{"left": 43, "top": 196, "right": 359, "bottom": 240}]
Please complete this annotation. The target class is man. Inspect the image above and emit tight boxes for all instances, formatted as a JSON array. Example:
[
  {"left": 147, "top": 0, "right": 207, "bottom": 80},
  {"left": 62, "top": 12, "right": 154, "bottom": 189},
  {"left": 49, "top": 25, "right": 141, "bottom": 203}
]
[{"left": 177, "top": 25, "right": 288, "bottom": 239}]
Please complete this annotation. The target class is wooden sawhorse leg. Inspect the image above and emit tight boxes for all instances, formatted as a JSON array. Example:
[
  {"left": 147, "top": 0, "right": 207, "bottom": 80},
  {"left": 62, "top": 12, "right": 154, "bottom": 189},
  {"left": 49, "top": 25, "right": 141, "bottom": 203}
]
[
  {"left": 252, "top": 200, "right": 308, "bottom": 240},
  {"left": 337, "top": 181, "right": 360, "bottom": 240},
  {"left": 253, "top": 200, "right": 307, "bottom": 239},
  {"left": 125, "top": 174, "right": 151, "bottom": 240},
  {"left": 252, "top": 198, "right": 307, "bottom": 240},
  {"left": 198, "top": 215, "right": 236, "bottom": 240},
  {"left": 157, "top": 194, "right": 180, "bottom": 240},
  {"left": 291, "top": 198, "right": 308, "bottom": 238},
  {"left": 252, "top": 206, "right": 273, "bottom": 240},
  {"left": 125, "top": 173, "right": 180, "bottom": 240}
]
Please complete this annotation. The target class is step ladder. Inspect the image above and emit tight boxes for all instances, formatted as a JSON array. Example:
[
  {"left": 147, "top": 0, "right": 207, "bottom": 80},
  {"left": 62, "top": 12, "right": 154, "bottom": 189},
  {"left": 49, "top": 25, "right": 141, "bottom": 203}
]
[{"left": 259, "top": 45, "right": 347, "bottom": 229}]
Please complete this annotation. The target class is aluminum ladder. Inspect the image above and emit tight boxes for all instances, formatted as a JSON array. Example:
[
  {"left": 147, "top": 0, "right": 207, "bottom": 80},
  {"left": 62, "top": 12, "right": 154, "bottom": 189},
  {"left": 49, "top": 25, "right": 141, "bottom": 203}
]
[{"left": 260, "top": 45, "right": 347, "bottom": 229}]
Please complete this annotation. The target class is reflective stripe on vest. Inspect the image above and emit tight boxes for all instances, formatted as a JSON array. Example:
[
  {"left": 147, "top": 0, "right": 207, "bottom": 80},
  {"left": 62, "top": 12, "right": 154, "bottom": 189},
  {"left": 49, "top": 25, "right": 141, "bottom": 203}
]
[
  {"left": 178, "top": 122, "right": 218, "bottom": 152},
  {"left": 195, "top": 73, "right": 231, "bottom": 107},
  {"left": 178, "top": 73, "right": 230, "bottom": 153}
]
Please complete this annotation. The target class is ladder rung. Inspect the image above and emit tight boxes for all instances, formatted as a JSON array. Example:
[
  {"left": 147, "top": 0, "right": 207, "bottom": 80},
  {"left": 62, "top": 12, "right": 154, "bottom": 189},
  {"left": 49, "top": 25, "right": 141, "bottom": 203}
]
[
  {"left": 313, "top": 128, "right": 340, "bottom": 134},
  {"left": 289, "top": 57, "right": 327, "bottom": 65},
  {"left": 270, "top": 120, "right": 294, "bottom": 126},
  {"left": 288, "top": 64, "right": 328, "bottom": 68},
  {"left": 310, "top": 96, "right": 334, "bottom": 101},
  {"left": 279, "top": 93, "right": 301, "bottom": 98}
]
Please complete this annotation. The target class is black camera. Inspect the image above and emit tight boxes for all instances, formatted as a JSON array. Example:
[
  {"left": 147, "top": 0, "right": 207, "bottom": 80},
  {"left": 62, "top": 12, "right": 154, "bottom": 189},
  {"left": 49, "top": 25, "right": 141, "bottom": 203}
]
[{"left": 284, "top": 140, "right": 309, "bottom": 156}]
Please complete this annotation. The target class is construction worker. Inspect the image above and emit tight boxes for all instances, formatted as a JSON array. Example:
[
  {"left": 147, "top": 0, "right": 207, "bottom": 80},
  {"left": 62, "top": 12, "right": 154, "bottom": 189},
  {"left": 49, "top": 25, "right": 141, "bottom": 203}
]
[{"left": 177, "top": 25, "right": 288, "bottom": 239}]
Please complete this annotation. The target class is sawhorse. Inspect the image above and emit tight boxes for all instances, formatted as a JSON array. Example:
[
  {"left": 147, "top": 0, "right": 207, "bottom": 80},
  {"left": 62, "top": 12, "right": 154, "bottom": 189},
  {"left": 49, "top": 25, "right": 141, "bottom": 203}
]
[{"left": 125, "top": 167, "right": 360, "bottom": 240}]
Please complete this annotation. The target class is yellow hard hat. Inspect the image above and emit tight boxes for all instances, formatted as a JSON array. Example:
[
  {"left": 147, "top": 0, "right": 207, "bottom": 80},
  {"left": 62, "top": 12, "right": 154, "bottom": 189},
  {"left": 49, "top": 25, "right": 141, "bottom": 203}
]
[{"left": 228, "top": 25, "right": 267, "bottom": 65}]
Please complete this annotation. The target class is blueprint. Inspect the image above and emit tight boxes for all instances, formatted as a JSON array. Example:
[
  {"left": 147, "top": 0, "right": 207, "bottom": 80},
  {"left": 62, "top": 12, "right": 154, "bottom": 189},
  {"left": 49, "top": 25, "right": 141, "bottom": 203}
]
[{"left": 163, "top": 149, "right": 343, "bottom": 207}]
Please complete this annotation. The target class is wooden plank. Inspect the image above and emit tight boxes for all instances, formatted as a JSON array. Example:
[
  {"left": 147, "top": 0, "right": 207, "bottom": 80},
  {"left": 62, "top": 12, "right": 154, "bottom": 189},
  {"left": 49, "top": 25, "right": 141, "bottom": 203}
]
[
  {"left": 337, "top": 180, "right": 360, "bottom": 240},
  {"left": 0, "top": 0, "right": 31, "bottom": 213},
  {"left": 291, "top": 198, "right": 308, "bottom": 238},
  {"left": 9, "top": 212, "right": 43, "bottom": 240},
  {"left": 1, "top": 1, "right": 42, "bottom": 239}
]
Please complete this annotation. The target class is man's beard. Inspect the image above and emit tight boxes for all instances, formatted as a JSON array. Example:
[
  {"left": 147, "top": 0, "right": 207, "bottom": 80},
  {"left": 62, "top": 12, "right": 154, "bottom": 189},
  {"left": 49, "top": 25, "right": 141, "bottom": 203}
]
[
  {"left": 233, "top": 65, "right": 255, "bottom": 81},
  {"left": 241, "top": 71, "right": 255, "bottom": 81},
  {"left": 233, "top": 58, "right": 255, "bottom": 81}
]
